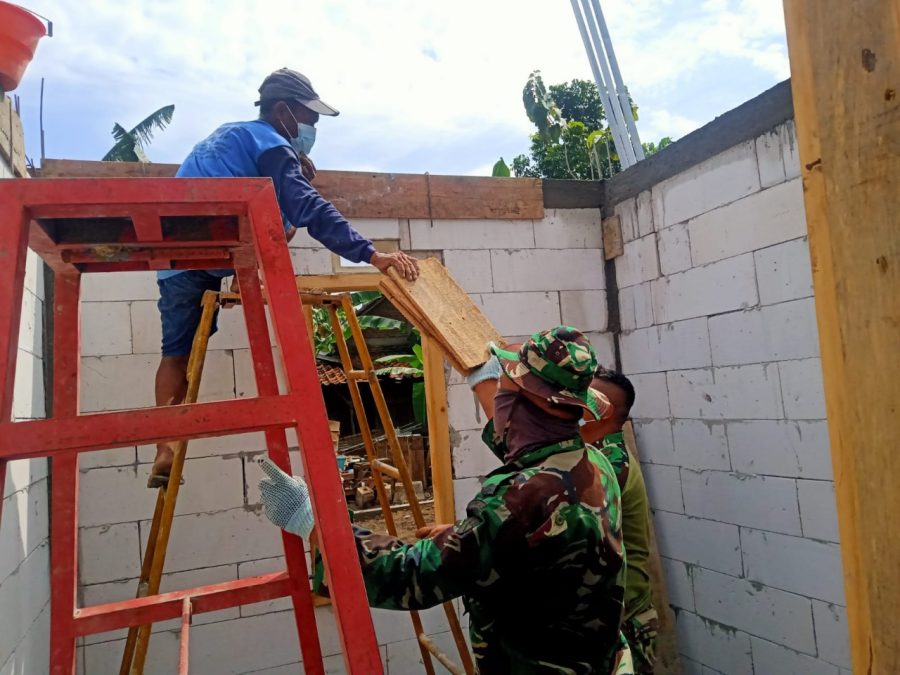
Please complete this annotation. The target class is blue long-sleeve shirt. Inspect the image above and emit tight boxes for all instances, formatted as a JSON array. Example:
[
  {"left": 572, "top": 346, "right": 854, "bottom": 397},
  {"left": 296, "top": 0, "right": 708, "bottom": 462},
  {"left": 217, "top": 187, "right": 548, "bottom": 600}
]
[{"left": 159, "top": 120, "right": 375, "bottom": 279}]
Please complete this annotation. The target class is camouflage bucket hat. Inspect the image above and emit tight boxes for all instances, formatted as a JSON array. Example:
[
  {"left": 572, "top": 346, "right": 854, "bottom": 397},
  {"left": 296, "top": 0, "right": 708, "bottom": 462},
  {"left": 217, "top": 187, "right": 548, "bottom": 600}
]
[{"left": 490, "top": 326, "right": 611, "bottom": 420}]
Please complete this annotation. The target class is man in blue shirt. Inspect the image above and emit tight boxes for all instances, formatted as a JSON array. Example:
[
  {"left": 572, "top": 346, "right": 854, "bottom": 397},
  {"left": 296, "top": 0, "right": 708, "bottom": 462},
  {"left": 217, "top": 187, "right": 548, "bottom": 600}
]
[{"left": 151, "top": 68, "right": 419, "bottom": 487}]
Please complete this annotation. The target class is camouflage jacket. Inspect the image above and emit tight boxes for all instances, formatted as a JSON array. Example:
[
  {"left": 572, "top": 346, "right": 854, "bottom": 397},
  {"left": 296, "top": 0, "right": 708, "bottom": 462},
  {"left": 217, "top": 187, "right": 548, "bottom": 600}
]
[{"left": 353, "top": 420, "right": 628, "bottom": 674}]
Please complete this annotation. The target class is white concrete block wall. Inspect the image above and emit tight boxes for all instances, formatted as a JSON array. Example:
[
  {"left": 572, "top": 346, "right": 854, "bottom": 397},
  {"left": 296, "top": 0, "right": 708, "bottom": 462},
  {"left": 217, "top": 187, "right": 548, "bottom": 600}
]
[
  {"left": 66, "top": 209, "right": 610, "bottom": 673},
  {"left": 1, "top": 125, "right": 51, "bottom": 675},
  {"left": 616, "top": 121, "right": 850, "bottom": 673}
]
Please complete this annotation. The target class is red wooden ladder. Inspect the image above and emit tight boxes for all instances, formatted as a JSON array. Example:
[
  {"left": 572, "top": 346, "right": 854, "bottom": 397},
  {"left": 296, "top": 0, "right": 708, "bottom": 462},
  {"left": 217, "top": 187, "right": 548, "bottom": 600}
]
[{"left": 0, "top": 177, "right": 383, "bottom": 674}]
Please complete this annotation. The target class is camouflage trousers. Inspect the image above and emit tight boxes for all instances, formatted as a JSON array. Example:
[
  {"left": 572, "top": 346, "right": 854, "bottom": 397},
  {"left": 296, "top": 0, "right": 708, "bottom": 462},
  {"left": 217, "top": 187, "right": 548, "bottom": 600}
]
[{"left": 622, "top": 607, "right": 658, "bottom": 674}]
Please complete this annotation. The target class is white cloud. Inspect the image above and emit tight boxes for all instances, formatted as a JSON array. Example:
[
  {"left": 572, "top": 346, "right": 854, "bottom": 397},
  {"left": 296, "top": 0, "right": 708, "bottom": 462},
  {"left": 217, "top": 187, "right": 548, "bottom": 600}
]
[{"left": 16, "top": 0, "right": 789, "bottom": 173}]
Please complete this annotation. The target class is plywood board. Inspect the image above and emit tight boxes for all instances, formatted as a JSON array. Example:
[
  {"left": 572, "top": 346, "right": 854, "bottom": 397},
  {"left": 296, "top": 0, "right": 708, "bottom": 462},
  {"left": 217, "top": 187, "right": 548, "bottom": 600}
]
[
  {"left": 386, "top": 258, "right": 502, "bottom": 373},
  {"left": 38, "top": 160, "right": 544, "bottom": 220}
]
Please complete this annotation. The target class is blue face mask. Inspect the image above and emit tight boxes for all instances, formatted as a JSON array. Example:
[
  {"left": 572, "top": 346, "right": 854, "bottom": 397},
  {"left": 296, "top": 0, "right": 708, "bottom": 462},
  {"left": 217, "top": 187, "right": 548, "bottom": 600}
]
[{"left": 284, "top": 108, "right": 316, "bottom": 156}]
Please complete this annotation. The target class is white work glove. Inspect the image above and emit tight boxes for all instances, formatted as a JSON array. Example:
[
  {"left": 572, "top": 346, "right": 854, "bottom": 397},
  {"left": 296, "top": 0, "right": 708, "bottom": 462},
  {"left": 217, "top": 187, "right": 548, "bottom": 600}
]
[
  {"left": 258, "top": 458, "right": 315, "bottom": 539},
  {"left": 466, "top": 355, "right": 501, "bottom": 390}
]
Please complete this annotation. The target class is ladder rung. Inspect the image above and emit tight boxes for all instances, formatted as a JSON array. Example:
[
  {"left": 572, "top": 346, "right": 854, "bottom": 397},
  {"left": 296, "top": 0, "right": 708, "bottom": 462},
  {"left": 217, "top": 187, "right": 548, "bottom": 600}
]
[
  {"left": 371, "top": 459, "right": 400, "bottom": 480},
  {"left": 346, "top": 370, "right": 370, "bottom": 381}
]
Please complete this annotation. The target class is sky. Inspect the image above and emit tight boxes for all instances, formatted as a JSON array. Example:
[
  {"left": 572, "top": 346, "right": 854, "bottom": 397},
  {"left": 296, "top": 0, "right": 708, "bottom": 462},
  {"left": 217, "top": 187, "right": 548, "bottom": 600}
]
[{"left": 12, "top": 0, "right": 791, "bottom": 176}]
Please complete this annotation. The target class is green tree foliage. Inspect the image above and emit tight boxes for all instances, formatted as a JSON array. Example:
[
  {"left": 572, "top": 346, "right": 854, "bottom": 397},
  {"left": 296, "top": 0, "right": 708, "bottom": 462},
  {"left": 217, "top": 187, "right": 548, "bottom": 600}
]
[
  {"left": 491, "top": 157, "right": 511, "bottom": 177},
  {"left": 512, "top": 72, "right": 670, "bottom": 180},
  {"left": 102, "top": 105, "right": 175, "bottom": 162}
]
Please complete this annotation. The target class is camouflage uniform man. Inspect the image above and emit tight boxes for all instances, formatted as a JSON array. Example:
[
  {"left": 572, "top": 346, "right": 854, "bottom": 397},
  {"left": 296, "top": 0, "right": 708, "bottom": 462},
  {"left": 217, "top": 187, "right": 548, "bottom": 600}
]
[
  {"left": 581, "top": 369, "right": 657, "bottom": 673},
  {"left": 260, "top": 327, "right": 632, "bottom": 674}
]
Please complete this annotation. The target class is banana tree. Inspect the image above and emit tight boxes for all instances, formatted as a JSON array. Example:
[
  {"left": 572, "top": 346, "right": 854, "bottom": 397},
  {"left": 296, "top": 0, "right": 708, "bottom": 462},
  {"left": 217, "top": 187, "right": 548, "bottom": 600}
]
[
  {"left": 375, "top": 342, "right": 427, "bottom": 425},
  {"left": 102, "top": 104, "right": 175, "bottom": 162}
]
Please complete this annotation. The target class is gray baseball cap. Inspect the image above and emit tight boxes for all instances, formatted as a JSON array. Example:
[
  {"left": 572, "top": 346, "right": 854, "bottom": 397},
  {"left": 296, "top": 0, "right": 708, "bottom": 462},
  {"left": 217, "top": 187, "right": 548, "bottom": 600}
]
[{"left": 254, "top": 68, "right": 339, "bottom": 116}]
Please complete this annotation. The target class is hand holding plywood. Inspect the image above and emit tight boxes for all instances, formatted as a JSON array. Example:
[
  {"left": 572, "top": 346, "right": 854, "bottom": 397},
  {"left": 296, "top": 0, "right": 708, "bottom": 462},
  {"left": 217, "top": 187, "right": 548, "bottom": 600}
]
[{"left": 383, "top": 258, "right": 503, "bottom": 374}]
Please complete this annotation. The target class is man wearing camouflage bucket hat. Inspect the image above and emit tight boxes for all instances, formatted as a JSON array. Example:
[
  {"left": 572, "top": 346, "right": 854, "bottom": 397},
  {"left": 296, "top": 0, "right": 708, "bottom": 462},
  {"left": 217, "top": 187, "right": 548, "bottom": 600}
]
[{"left": 258, "top": 326, "right": 633, "bottom": 674}]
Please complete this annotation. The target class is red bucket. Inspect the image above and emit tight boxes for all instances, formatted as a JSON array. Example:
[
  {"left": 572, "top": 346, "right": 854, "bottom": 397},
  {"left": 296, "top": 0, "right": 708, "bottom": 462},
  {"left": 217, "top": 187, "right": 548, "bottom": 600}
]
[{"left": 0, "top": 1, "right": 47, "bottom": 92}]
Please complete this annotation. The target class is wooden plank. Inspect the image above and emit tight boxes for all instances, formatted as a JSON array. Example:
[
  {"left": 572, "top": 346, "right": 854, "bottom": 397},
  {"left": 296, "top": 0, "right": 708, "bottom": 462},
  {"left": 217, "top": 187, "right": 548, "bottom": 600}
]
[
  {"left": 782, "top": 4, "right": 899, "bottom": 673},
  {"left": 38, "top": 160, "right": 544, "bottom": 220},
  {"left": 386, "top": 258, "right": 502, "bottom": 373},
  {"left": 602, "top": 215, "right": 624, "bottom": 260},
  {"left": 623, "top": 422, "right": 681, "bottom": 675}
]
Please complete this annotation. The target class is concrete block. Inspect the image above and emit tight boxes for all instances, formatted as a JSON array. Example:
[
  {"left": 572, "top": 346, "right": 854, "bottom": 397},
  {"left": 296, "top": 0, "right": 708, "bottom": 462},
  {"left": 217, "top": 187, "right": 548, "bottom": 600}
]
[
  {"left": 681, "top": 470, "right": 801, "bottom": 535},
  {"left": 667, "top": 364, "right": 783, "bottom": 420},
  {"left": 79, "top": 446, "right": 137, "bottom": 470},
  {"left": 620, "top": 317, "right": 711, "bottom": 375},
  {"left": 742, "top": 528, "right": 844, "bottom": 604},
  {"left": 651, "top": 254, "right": 758, "bottom": 324},
  {"left": 83, "top": 630, "right": 178, "bottom": 674},
  {"left": 584, "top": 331, "right": 616, "bottom": 369},
  {"left": 812, "top": 601, "right": 851, "bottom": 668},
  {"left": 754, "top": 237, "right": 814, "bottom": 305},
  {"left": 693, "top": 566, "right": 816, "bottom": 654},
  {"left": 533, "top": 208, "right": 603, "bottom": 248},
  {"left": 81, "top": 301, "right": 132, "bottom": 356},
  {"left": 632, "top": 420, "right": 675, "bottom": 465},
  {"left": 798, "top": 479, "right": 840, "bottom": 543},
  {"left": 708, "top": 298, "right": 819, "bottom": 366},
  {"left": 476, "top": 292, "right": 560, "bottom": 337},
  {"left": 672, "top": 420, "right": 731, "bottom": 471},
  {"left": 79, "top": 523, "right": 141, "bottom": 585},
  {"left": 0, "top": 543, "right": 49, "bottom": 667},
  {"left": 290, "top": 247, "right": 333, "bottom": 275},
  {"left": 386, "top": 631, "right": 460, "bottom": 675},
  {"left": 491, "top": 249, "right": 605, "bottom": 292},
  {"left": 0, "top": 480, "right": 48, "bottom": 584},
  {"left": 780, "top": 120, "right": 801, "bottom": 180},
  {"left": 129, "top": 300, "right": 161, "bottom": 354},
  {"left": 233, "top": 347, "right": 287, "bottom": 398},
  {"left": 627, "top": 374, "right": 670, "bottom": 419},
  {"left": 78, "top": 466, "right": 157, "bottom": 527},
  {"left": 636, "top": 190, "right": 655, "bottom": 237},
  {"left": 453, "top": 477, "right": 483, "bottom": 521},
  {"left": 139, "top": 507, "right": 283, "bottom": 574},
  {"left": 1, "top": 603, "right": 49, "bottom": 675},
  {"left": 372, "top": 604, "right": 450, "bottom": 648},
  {"left": 207, "top": 305, "right": 253, "bottom": 351},
  {"left": 689, "top": 180, "right": 805, "bottom": 265},
  {"left": 728, "top": 420, "right": 831, "bottom": 479},
  {"left": 653, "top": 141, "right": 761, "bottom": 228},
  {"left": 452, "top": 429, "right": 501, "bottom": 479},
  {"left": 615, "top": 233, "right": 659, "bottom": 289},
  {"left": 675, "top": 611, "right": 753, "bottom": 675},
  {"left": 657, "top": 223, "right": 692, "bottom": 275},
  {"left": 778, "top": 358, "right": 827, "bottom": 419},
  {"left": 3, "top": 457, "right": 47, "bottom": 499},
  {"left": 613, "top": 198, "right": 638, "bottom": 242},
  {"left": 618, "top": 283, "right": 654, "bottom": 331},
  {"left": 652, "top": 511, "right": 742, "bottom": 576},
  {"left": 237, "top": 556, "right": 291, "bottom": 617},
  {"left": 349, "top": 218, "right": 401, "bottom": 240},
  {"left": 81, "top": 271, "right": 159, "bottom": 302},
  {"left": 443, "top": 249, "right": 493, "bottom": 293},
  {"left": 559, "top": 290, "right": 607, "bottom": 332},
  {"left": 192, "top": 612, "right": 304, "bottom": 674},
  {"left": 660, "top": 556, "right": 695, "bottom": 611},
  {"left": 755, "top": 131, "right": 787, "bottom": 188},
  {"left": 16, "top": 287, "right": 41, "bottom": 357},
  {"left": 409, "top": 218, "right": 535, "bottom": 250},
  {"left": 751, "top": 637, "right": 840, "bottom": 675},
  {"left": 447, "top": 383, "right": 486, "bottom": 433},
  {"left": 12, "top": 350, "right": 43, "bottom": 420},
  {"left": 137, "top": 431, "right": 269, "bottom": 465},
  {"left": 641, "top": 463, "right": 684, "bottom": 513},
  {"left": 23, "top": 249, "right": 45, "bottom": 301}
]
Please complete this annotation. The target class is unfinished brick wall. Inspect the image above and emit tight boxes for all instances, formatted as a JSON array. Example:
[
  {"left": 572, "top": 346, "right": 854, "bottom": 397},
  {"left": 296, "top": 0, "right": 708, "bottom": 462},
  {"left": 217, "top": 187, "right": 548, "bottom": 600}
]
[
  {"left": 71, "top": 207, "right": 609, "bottom": 674},
  {"left": 2, "top": 146, "right": 50, "bottom": 673},
  {"left": 611, "top": 121, "right": 851, "bottom": 675}
]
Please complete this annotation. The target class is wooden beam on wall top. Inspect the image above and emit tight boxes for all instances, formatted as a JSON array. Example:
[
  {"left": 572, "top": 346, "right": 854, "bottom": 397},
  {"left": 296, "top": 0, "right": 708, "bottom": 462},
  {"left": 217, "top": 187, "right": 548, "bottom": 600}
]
[
  {"left": 38, "top": 160, "right": 544, "bottom": 220},
  {"left": 783, "top": 2, "right": 899, "bottom": 673}
]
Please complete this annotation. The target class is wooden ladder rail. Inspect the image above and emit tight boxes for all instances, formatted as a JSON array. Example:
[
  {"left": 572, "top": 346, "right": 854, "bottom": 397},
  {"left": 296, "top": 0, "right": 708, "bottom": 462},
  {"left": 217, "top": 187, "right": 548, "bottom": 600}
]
[{"left": 319, "top": 291, "right": 475, "bottom": 675}]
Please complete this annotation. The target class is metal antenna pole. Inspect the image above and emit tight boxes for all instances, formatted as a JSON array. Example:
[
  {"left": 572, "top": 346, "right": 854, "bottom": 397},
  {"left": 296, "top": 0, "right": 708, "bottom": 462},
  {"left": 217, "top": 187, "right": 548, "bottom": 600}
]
[
  {"left": 569, "top": 0, "right": 632, "bottom": 166},
  {"left": 589, "top": 0, "right": 644, "bottom": 160}
]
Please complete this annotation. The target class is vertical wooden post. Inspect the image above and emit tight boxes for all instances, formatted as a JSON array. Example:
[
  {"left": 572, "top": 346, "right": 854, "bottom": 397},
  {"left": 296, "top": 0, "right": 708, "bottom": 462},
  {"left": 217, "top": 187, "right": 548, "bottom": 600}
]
[
  {"left": 421, "top": 333, "right": 456, "bottom": 524},
  {"left": 782, "top": 3, "right": 899, "bottom": 673}
]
